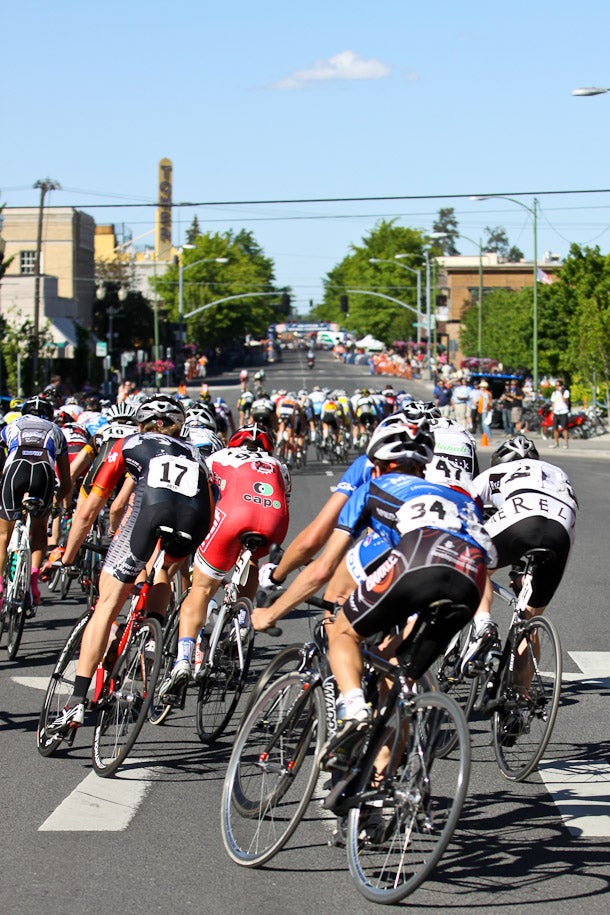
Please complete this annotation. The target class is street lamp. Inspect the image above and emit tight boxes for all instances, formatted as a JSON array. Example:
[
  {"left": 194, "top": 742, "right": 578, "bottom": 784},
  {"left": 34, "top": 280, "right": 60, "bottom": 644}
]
[
  {"left": 457, "top": 233, "right": 485, "bottom": 361},
  {"left": 422, "top": 233, "right": 448, "bottom": 378},
  {"left": 571, "top": 87, "right": 610, "bottom": 96},
  {"left": 471, "top": 195, "right": 539, "bottom": 392},
  {"left": 178, "top": 254, "right": 229, "bottom": 349},
  {"left": 368, "top": 256, "right": 422, "bottom": 342},
  {"left": 33, "top": 178, "right": 61, "bottom": 388}
]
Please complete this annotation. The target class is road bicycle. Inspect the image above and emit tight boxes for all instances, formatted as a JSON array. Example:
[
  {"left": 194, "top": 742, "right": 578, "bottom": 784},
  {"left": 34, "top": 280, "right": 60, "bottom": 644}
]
[
  {"left": 433, "top": 547, "right": 562, "bottom": 780},
  {"left": 36, "top": 526, "right": 186, "bottom": 777},
  {"left": 0, "top": 496, "right": 43, "bottom": 660},
  {"left": 221, "top": 597, "right": 471, "bottom": 904},
  {"left": 151, "top": 534, "right": 279, "bottom": 743}
]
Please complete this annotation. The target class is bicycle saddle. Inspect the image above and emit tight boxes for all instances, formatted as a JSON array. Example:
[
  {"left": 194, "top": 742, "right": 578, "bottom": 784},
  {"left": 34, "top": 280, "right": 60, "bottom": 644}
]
[
  {"left": 22, "top": 496, "right": 45, "bottom": 513},
  {"left": 522, "top": 547, "right": 556, "bottom": 565},
  {"left": 240, "top": 532, "right": 267, "bottom": 552}
]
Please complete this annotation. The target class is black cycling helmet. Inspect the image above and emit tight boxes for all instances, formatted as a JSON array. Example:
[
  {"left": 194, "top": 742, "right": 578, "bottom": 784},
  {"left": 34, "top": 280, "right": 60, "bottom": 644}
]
[
  {"left": 367, "top": 419, "right": 434, "bottom": 466},
  {"left": 135, "top": 395, "right": 185, "bottom": 427},
  {"left": 21, "top": 395, "right": 54, "bottom": 421},
  {"left": 491, "top": 435, "right": 540, "bottom": 466}
]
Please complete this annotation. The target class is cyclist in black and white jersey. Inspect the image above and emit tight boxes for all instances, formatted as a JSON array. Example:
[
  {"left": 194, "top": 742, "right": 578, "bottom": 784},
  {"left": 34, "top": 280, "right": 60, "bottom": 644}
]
[{"left": 0, "top": 396, "right": 71, "bottom": 606}]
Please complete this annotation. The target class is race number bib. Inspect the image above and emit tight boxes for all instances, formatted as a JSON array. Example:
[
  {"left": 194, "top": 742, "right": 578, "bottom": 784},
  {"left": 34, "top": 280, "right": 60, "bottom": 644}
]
[
  {"left": 147, "top": 455, "right": 199, "bottom": 496},
  {"left": 396, "top": 494, "right": 462, "bottom": 535}
]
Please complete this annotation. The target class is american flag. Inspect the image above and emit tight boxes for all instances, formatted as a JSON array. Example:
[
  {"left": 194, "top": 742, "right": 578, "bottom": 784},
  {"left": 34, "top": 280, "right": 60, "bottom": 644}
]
[{"left": 537, "top": 268, "right": 555, "bottom": 285}]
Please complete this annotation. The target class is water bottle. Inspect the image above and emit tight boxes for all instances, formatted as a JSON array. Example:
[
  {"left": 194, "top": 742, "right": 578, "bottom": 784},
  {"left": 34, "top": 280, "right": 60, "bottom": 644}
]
[
  {"left": 194, "top": 627, "right": 209, "bottom": 675},
  {"left": 8, "top": 551, "right": 18, "bottom": 580}
]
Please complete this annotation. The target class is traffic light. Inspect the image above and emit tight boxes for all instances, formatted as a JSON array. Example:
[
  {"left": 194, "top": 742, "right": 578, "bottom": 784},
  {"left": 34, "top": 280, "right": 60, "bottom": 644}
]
[
  {"left": 280, "top": 293, "right": 291, "bottom": 316},
  {"left": 340, "top": 294, "right": 349, "bottom": 315}
]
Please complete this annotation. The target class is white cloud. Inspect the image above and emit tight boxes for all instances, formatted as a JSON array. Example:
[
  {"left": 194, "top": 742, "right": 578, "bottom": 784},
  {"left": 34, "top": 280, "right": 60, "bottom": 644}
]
[{"left": 272, "top": 50, "right": 390, "bottom": 90}]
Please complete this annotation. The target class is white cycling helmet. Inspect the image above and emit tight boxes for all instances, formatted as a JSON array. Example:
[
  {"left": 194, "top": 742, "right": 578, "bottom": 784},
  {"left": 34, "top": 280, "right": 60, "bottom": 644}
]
[{"left": 367, "top": 420, "right": 434, "bottom": 465}]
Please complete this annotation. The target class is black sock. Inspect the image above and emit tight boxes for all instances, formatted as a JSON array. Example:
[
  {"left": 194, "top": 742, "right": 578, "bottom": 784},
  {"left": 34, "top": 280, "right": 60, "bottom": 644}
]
[{"left": 70, "top": 676, "right": 92, "bottom": 705}]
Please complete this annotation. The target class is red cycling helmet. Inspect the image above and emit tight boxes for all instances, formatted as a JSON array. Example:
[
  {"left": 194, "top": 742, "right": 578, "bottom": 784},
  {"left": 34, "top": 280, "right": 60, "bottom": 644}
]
[{"left": 228, "top": 423, "right": 275, "bottom": 453}]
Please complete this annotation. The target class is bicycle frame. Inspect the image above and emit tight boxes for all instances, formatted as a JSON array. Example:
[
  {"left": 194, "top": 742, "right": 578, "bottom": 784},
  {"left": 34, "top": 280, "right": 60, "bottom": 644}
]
[{"left": 201, "top": 547, "right": 253, "bottom": 675}]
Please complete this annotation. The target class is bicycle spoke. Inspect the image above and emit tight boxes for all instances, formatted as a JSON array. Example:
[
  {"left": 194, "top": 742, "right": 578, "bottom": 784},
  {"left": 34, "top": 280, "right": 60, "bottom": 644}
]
[{"left": 347, "top": 692, "right": 470, "bottom": 904}]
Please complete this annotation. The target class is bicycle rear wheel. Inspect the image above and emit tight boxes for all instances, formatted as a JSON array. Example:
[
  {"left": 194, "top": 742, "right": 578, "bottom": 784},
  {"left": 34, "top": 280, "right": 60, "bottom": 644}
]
[
  {"left": 6, "top": 550, "right": 31, "bottom": 660},
  {"left": 430, "top": 622, "right": 479, "bottom": 757},
  {"left": 240, "top": 643, "right": 309, "bottom": 725},
  {"left": 221, "top": 671, "right": 325, "bottom": 867},
  {"left": 492, "top": 615, "right": 562, "bottom": 781},
  {"left": 196, "top": 601, "right": 254, "bottom": 743},
  {"left": 149, "top": 605, "right": 181, "bottom": 726},
  {"left": 347, "top": 691, "right": 470, "bottom": 904},
  {"left": 37, "top": 612, "right": 91, "bottom": 756},
  {"left": 92, "top": 616, "right": 163, "bottom": 777}
]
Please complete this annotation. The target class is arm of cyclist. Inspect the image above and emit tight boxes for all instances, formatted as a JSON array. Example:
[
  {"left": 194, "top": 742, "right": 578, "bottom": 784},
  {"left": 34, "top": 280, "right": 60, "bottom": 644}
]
[
  {"left": 108, "top": 475, "right": 135, "bottom": 535},
  {"left": 55, "top": 452, "right": 72, "bottom": 504},
  {"left": 251, "top": 528, "right": 352, "bottom": 630},
  {"left": 269, "top": 490, "right": 349, "bottom": 583}
]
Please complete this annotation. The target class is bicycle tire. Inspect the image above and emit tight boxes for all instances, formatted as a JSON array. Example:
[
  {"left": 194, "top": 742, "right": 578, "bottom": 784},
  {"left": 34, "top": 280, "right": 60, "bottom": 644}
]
[
  {"left": 221, "top": 671, "right": 325, "bottom": 867},
  {"left": 37, "top": 612, "right": 92, "bottom": 756},
  {"left": 196, "top": 601, "right": 255, "bottom": 744},
  {"left": 240, "top": 643, "right": 309, "bottom": 725},
  {"left": 430, "top": 622, "right": 479, "bottom": 758},
  {"left": 47, "top": 566, "right": 62, "bottom": 593},
  {"left": 59, "top": 567, "right": 72, "bottom": 601},
  {"left": 91, "top": 616, "right": 163, "bottom": 777},
  {"left": 492, "top": 615, "right": 562, "bottom": 781},
  {"left": 148, "top": 610, "right": 181, "bottom": 726},
  {"left": 6, "top": 547, "right": 31, "bottom": 660},
  {"left": 347, "top": 691, "right": 470, "bottom": 904}
]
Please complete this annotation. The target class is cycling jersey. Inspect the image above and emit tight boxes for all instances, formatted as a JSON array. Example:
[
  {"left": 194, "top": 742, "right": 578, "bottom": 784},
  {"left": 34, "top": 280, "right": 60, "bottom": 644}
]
[
  {"left": 336, "top": 472, "right": 493, "bottom": 559},
  {"left": 335, "top": 454, "right": 373, "bottom": 497},
  {"left": 78, "top": 410, "right": 108, "bottom": 436},
  {"left": 95, "top": 432, "right": 214, "bottom": 583},
  {"left": 0, "top": 416, "right": 68, "bottom": 519},
  {"left": 426, "top": 421, "right": 479, "bottom": 485},
  {"left": 195, "top": 447, "right": 290, "bottom": 580}
]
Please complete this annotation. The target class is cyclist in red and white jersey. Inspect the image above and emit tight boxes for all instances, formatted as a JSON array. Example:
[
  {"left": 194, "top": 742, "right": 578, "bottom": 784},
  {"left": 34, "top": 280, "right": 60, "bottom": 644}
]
[{"left": 159, "top": 424, "right": 290, "bottom": 698}]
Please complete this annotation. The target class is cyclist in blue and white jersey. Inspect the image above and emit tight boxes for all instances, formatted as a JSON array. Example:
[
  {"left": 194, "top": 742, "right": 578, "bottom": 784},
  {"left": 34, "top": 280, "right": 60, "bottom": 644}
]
[{"left": 0, "top": 396, "right": 71, "bottom": 606}]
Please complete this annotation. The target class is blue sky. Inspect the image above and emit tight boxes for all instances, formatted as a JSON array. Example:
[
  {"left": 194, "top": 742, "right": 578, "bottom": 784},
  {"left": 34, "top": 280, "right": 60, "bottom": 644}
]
[{"left": 3, "top": 1, "right": 610, "bottom": 312}]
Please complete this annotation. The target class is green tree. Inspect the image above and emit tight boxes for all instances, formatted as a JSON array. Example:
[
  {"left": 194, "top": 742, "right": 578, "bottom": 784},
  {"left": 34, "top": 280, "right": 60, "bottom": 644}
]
[
  {"left": 152, "top": 229, "right": 281, "bottom": 351},
  {"left": 185, "top": 216, "right": 201, "bottom": 245},
  {"left": 316, "top": 220, "right": 432, "bottom": 344},
  {"left": 432, "top": 208, "right": 460, "bottom": 255}
]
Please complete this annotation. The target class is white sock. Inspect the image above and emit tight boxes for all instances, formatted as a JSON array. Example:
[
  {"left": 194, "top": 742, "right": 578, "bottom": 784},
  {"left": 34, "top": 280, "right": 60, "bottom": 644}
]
[
  {"left": 177, "top": 637, "right": 195, "bottom": 664},
  {"left": 343, "top": 688, "right": 367, "bottom": 719}
]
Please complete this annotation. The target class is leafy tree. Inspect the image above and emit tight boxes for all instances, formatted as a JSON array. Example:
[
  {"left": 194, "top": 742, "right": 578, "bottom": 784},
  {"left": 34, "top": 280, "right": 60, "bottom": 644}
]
[
  {"left": 185, "top": 216, "right": 201, "bottom": 245},
  {"left": 483, "top": 226, "right": 509, "bottom": 255},
  {"left": 316, "top": 220, "right": 434, "bottom": 343},
  {"left": 152, "top": 229, "right": 281, "bottom": 351},
  {"left": 432, "top": 208, "right": 460, "bottom": 255},
  {"left": 507, "top": 244, "right": 524, "bottom": 262}
]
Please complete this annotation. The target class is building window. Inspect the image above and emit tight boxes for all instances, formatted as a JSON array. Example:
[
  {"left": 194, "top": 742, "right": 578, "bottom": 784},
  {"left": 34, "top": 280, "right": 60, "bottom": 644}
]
[{"left": 20, "top": 250, "right": 36, "bottom": 275}]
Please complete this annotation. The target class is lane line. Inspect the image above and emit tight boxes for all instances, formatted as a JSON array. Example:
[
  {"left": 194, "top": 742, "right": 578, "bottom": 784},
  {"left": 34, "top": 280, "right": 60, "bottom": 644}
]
[
  {"left": 39, "top": 764, "right": 155, "bottom": 832},
  {"left": 540, "top": 651, "right": 610, "bottom": 837},
  {"left": 12, "top": 676, "right": 52, "bottom": 692}
]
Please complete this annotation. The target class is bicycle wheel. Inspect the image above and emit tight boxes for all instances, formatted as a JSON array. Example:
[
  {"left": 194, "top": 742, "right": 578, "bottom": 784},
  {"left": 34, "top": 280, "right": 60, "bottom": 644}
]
[
  {"left": 221, "top": 671, "right": 326, "bottom": 867},
  {"left": 196, "top": 601, "right": 255, "bottom": 743},
  {"left": 91, "top": 616, "right": 163, "bottom": 777},
  {"left": 492, "top": 615, "right": 562, "bottom": 781},
  {"left": 148, "top": 607, "right": 181, "bottom": 726},
  {"left": 240, "top": 643, "right": 309, "bottom": 724},
  {"left": 6, "top": 548, "right": 31, "bottom": 660},
  {"left": 430, "top": 622, "right": 479, "bottom": 758},
  {"left": 37, "top": 612, "right": 92, "bottom": 756},
  {"left": 347, "top": 691, "right": 470, "bottom": 904}
]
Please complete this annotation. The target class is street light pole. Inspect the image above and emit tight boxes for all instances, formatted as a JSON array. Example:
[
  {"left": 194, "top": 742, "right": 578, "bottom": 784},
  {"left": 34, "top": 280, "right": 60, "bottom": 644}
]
[
  {"left": 178, "top": 254, "right": 229, "bottom": 350},
  {"left": 471, "top": 195, "right": 539, "bottom": 393},
  {"left": 368, "top": 256, "right": 422, "bottom": 342},
  {"left": 457, "top": 233, "right": 484, "bottom": 361},
  {"left": 32, "top": 178, "right": 61, "bottom": 389}
]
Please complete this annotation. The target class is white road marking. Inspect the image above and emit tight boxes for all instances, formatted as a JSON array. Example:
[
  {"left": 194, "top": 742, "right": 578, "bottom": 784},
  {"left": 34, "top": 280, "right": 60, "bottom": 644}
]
[
  {"left": 39, "top": 764, "right": 155, "bottom": 831},
  {"left": 12, "top": 676, "right": 51, "bottom": 692},
  {"left": 539, "top": 651, "right": 610, "bottom": 837},
  {"left": 539, "top": 761, "right": 610, "bottom": 837}
]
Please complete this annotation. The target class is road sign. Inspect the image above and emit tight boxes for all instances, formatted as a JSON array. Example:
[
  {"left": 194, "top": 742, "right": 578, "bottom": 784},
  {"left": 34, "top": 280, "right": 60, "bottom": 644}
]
[{"left": 95, "top": 341, "right": 108, "bottom": 357}]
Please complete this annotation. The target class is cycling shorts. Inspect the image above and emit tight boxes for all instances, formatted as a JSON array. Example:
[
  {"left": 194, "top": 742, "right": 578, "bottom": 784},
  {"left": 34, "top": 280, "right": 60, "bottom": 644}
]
[
  {"left": 491, "top": 515, "right": 571, "bottom": 607},
  {"left": 194, "top": 469, "right": 289, "bottom": 580},
  {"left": 345, "top": 531, "right": 390, "bottom": 584},
  {"left": 0, "top": 455, "right": 55, "bottom": 520},
  {"left": 321, "top": 412, "right": 339, "bottom": 428},
  {"left": 103, "top": 484, "right": 214, "bottom": 584},
  {"left": 342, "top": 528, "right": 486, "bottom": 679}
]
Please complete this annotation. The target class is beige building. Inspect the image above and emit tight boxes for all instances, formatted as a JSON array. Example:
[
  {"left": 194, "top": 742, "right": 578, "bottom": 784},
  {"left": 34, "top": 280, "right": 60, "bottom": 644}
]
[
  {"left": 435, "top": 253, "right": 561, "bottom": 366},
  {"left": 0, "top": 206, "right": 95, "bottom": 356}
]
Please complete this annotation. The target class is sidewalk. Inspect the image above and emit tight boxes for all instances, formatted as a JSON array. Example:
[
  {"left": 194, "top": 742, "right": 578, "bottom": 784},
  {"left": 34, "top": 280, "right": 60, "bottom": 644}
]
[{"left": 476, "top": 431, "right": 610, "bottom": 460}]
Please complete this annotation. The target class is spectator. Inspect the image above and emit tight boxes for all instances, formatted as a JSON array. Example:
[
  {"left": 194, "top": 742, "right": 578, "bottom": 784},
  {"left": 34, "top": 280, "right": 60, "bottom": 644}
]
[
  {"left": 551, "top": 378, "right": 570, "bottom": 449},
  {"left": 478, "top": 380, "right": 493, "bottom": 441},
  {"left": 469, "top": 381, "right": 481, "bottom": 433},
  {"left": 452, "top": 375, "right": 471, "bottom": 427},
  {"left": 435, "top": 380, "right": 453, "bottom": 418}
]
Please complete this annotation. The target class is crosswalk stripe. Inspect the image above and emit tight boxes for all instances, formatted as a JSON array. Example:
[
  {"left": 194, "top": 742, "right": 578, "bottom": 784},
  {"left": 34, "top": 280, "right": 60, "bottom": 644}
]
[{"left": 39, "top": 764, "right": 155, "bottom": 831}]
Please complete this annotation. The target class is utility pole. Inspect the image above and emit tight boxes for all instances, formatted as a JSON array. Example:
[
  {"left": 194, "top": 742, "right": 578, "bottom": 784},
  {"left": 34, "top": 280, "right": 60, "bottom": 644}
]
[{"left": 33, "top": 178, "right": 61, "bottom": 389}]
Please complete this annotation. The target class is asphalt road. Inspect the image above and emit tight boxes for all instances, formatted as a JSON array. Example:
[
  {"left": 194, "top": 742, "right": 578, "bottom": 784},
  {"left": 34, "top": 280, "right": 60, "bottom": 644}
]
[{"left": 1, "top": 350, "right": 609, "bottom": 914}]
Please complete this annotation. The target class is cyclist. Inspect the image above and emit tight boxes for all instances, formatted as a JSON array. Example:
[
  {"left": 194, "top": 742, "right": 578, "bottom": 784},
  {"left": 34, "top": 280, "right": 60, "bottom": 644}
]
[
  {"left": 213, "top": 396, "right": 235, "bottom": 440},
  {"left": 47, "top": 395, "right": 214, "bottom": 734},
  {"left": 320, "top": 390, "right": 346, "bottom": 445},
  {"left": 275, "top": 391, "right": 302, "bottom": 463},
  {"left": 353, "top": 387, "right": 379, "bottom": 448},
  {"left": 323, "top": 421, "right": 493, "bottom": 746},
  {"left": 159, "top": 424, "right": 290, "bottom": 699},
  {"left": 0, "top": 395, "right": 71, "bottom": 606},
  {"left": 236, "top": 388, "right": 254, "bottom": 427},
  {"left": 250, "top": 393, "right": 277, "bottom": 432},
  {"left": 462, "top": 434, "right": 578, "bottom": 675}
]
